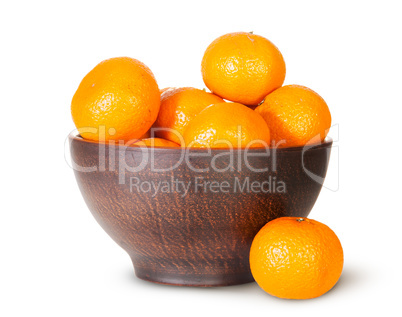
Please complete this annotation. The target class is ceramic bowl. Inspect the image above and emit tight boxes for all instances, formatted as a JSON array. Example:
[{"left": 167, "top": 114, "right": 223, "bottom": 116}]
[{"left": 69, "top": 133, "right": 332, "bottom": 286}]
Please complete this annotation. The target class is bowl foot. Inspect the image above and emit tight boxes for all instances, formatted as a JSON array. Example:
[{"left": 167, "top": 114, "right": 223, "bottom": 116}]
[{"left": 133, "top": 266, "right": 255, "bottom": 287}]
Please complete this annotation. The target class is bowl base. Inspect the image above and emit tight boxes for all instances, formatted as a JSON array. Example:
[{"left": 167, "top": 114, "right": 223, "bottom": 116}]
[{"left": 133, "top": 266, "right": 255, "bottom": 287}]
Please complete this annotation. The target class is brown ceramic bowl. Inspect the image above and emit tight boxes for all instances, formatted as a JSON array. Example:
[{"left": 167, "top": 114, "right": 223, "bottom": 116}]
[{"left": 69, "top": 133, "right": 332, "bottom": 287}]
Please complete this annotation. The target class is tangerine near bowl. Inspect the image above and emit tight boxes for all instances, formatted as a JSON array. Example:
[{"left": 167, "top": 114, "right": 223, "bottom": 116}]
[{"left": 69, "top": 133, "right": 332, "bottom": 287}]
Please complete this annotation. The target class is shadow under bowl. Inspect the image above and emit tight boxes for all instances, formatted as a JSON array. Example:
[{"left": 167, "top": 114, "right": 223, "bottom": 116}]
[{"left": 69, "top": 134, "right": 332, "bottom": 287}]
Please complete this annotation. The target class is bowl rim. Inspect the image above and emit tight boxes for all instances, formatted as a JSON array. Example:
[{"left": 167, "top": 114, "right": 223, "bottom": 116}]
[{"left": 68, "top": 131, "right": 332, "bottom": 153}]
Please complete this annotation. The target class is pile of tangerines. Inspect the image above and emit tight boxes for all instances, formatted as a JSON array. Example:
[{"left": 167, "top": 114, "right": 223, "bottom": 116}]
[
  {"left": 72, "top": 32, "right": 331, "bottom": 149},
  {"left": 71, "top": 32, "right": 343, "bottom": 299}
]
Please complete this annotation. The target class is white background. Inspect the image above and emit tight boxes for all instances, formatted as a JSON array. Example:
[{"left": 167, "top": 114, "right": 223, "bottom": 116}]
[{"left": 1, "top": 0, "right": 401, "bottom": 316}]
